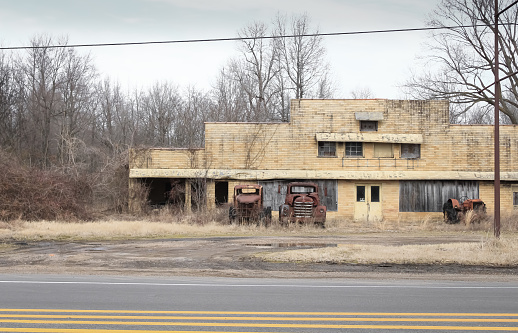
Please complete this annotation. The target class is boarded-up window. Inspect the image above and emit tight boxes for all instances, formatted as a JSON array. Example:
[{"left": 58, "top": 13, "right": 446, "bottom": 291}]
[
  {"left": 401, "top": 144, "right": 420, "bottom": 159},
  {"left": 360, "top": 121, "right": 378, "bottom": 132},
  {"left": 399, "top": 180, "right": 479, "bottom": 212},
  {"left": 374, "top": 143, "right": 393, "bottom": 158},
  {"left": 514, "top": 191, "right": 518, "bottom": 208},
  {"left": 260, "top": 180, "right": 338, "bottom": 211},
  {"left": 318, "top": 141, "right": 336, "bottom": 157}
]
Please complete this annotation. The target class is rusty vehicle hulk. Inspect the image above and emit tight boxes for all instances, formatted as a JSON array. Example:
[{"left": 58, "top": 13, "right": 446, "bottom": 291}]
[
  {"left": 229, "top": 184, "right": 272, "bottom": 226},
  {"left": 442, "top": 197, "right": 486, "bottom": 224},
  {"left": 279, "top": 182, "right": 326, "bottom": 227}
]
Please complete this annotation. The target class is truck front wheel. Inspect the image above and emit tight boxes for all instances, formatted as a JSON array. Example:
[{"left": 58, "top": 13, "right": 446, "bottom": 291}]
[{"left": 228, "top": 207, "right": 236, "bottom": 224}]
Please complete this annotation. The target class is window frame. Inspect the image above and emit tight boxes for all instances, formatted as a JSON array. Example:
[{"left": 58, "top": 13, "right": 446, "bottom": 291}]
[
  {"left": 371, "top": 185, "right": 380, "bottom": 202},
  {"left": 356, "top": 185, "right": 366, "bottom": 202},
  {"left": 345, "top": 142, "right": 363, "bottom": 157},
  {"left": 513, "top": 186, "right": 518, "bottom": 209},
  {"left": 318, "top": 141, "right": 337, "bottom": 157},
  {"left": 401, "top": 143, "right": 421, "bottom": 159}
]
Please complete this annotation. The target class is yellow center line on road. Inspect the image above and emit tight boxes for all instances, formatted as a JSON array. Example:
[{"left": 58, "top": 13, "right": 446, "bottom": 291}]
[
  {"left": 2, "top": 319, "right": 518, "bottom": 330},
  {"left": 2, "top": 314, "right": 518, "bottom": 323},
  {"left": 0, "top": 329, "right": 322, "bottom": 333},
  {"left": 1, "top": 324, "right": 518, "bottom": 331},
  {"left": 2, "top": 309, "right": 518, "bottom": 317}
]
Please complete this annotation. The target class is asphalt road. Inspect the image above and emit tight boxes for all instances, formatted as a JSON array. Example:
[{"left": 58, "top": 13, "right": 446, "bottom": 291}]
[{"left": 1, "top": 274, "right": 517, "bottom": 332}]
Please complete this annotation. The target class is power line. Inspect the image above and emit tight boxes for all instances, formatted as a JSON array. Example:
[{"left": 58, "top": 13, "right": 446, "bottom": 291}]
[{"left": 0, "top": 24, "right": 504, "bottom": 50}]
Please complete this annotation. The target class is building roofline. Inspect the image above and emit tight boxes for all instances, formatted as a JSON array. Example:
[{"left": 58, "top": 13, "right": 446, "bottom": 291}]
[{"left": 204, "top": 121, "right": 287, "bottom": 125}]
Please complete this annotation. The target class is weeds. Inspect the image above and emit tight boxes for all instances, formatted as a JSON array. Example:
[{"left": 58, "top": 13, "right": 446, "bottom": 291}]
[
  {"left": 0, "top": 150, "right": 92, "bottom": 221},
  {"left": 257, "top": 235, "right": 518, "bottom": 266},
  {"left": 502, "top": 210, "right": 518, "bottom": 231}
]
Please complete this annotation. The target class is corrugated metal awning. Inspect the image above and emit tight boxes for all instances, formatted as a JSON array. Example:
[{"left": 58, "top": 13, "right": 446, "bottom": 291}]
[{"left": 316, "top": 132, "right": 423, "bottom": 143}]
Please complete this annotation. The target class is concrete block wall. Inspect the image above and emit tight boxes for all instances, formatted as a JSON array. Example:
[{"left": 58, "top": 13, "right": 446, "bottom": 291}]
[
  {"left": 201, "top": 99, "right": 452, "bottom": 172},
  {"left": 200, "top": 99, "right": 515, "bottom": 174},
  {"left": 336, "top": 181, "right": 354, "bottom": 219},
  {"left": 131, "top": 100, "right": 518, "bottom": 175}
]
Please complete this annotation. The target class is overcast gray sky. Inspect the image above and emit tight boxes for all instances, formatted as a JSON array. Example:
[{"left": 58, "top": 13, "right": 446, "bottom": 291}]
[{"left": 0, "top": 0, "right": 439, "bottom": 98}]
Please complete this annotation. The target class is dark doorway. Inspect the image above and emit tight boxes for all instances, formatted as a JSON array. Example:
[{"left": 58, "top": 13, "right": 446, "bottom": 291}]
[
  {"left": 215, "top": 181, "right": 229, "bottom": 206},
  {"left": 141, "top": 178, "right": 185, "bottom": 208}
]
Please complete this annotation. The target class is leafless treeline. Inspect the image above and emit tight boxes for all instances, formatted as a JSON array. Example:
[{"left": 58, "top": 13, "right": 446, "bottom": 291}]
[
  {"left": 0, "top": 14, "right": 331, "bottom": 167},
  {"left": 0, "top": 14, "right": 331, "bottom": 215}
]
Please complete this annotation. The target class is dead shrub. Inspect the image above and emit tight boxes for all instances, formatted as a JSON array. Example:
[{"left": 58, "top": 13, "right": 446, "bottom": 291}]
[
  {"left": 0, "top": 150, "right": 92, "bottom": 221},
  {"left": 464, "top": 211, "right": 493, "bottom": 231},
  {"left": 182, "top": 206, "right": 230, "bottom": 226},
  {"left": 89, "top": 150, "right": 131, "bottom": 214},
  {"left": 142, "top": 205, "right": 231, "bottom": 226},
  {"left": 501, "top": 210, "right": 518, "bottom": 232},
  {"left": 464, "top": 210, "right": 475, "bottom": 226}
]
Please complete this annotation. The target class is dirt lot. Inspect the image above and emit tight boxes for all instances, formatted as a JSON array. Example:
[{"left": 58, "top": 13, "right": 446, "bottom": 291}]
[{"left": 1, "top": 234, "right": 517, "bottom": 280}]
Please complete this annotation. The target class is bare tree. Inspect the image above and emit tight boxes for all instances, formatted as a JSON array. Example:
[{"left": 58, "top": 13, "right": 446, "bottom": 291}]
[
  {"left": 141, "top": 81, "right": 181, "bottom": 146},
  {"left": 210, "top": 67, "right": 249, "bottom": 122},
  {"left": 403, "top": 0, "right": 518, "bottom": 124},
  {"left": 19, "top": 35, "right": 69, "bottom": 167},
  {"left": 315, "top": 72, "right": 335, "bottom": 99},
  {"left": 175, "top": 86, "right": 212, "bottom": 148},
  {"left": 350, "top": 86, "right": 374, "bottom": 99},
  {"left": 269, "top": 67, "right": 291, "bottom": 121},
  {"left": 231, "top": 21, "right": 279, "bottom": 122},
  {"left": 211, "top": 14, "right": 331, "bottom": 123},
  {"left": 0, "top": 51, "right": 24, "bottom": 150},
  {"left": 57, "top": 48, "right": 97, "bottom": 167},
  {"left": 95, "top": 78, "right": 135, "bottom": 152},
  {"left": 274, "top": 13, "right": 331, "bottom": 99}
]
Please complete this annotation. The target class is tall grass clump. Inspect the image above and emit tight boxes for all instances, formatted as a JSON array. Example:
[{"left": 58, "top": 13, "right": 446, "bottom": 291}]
[{"left": 500, "top": 211, "right": 518, "bottom": 232}]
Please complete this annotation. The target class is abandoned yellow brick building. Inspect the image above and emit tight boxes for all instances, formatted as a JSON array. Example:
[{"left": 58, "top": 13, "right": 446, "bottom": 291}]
[{"left": 129, "top": 99, "right": 518, "bottom": 222}]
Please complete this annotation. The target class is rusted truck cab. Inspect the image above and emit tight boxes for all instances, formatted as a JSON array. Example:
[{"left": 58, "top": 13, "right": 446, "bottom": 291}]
[
  {"left": 279, "top": 182, "right": 326, "bottom": 227},
  {"left": 229, "top": 184, "right": 271, "bottom": 225}
]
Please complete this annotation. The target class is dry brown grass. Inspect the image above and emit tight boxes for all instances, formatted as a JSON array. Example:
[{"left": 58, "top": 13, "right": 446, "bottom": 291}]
[
  {"left": 2, "top": 208, "right": 518, "bottom": 242},
  {"left": 257, "top": 236, "right": 518, "bottom": 266},
  {"left": 0, "top": 209, "right": 335, "bottom": 241},
  {"left": 0, "top": 220, "right": 230, "bottom": 241},
  {"left": 1, "top": 208, "right": 518, "bottom": 267}
]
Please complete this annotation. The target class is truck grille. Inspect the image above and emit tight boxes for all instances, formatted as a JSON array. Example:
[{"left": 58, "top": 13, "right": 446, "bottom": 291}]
[{"left": 293, "top": 201, "right": 313, "bottom": 217}]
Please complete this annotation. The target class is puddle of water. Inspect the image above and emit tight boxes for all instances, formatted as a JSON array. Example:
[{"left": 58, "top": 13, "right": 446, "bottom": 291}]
[
  {"left": 85, "top": 247, "right": 107, "bottom": 252},
  {"left": 246, "top": 243, "right": 337, "bottom": 248}
]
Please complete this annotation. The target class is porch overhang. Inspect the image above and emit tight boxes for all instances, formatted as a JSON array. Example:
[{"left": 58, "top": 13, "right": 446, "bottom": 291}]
[{"left": 130, "top": 168, "right": 518, "bottom": 181}]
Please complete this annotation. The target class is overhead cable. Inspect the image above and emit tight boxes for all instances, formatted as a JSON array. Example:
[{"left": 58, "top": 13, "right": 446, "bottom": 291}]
[{"left": 0, "top": 24, "right": 512, "bottom": 50}]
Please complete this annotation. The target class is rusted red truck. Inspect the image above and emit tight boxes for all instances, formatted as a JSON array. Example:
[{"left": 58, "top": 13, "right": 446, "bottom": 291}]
[
  {"left": 279, "top": 182, "right": 326, "bottom": 227},
  {"left": 229, "top": 184, "right": 272, "bottom": 226}
]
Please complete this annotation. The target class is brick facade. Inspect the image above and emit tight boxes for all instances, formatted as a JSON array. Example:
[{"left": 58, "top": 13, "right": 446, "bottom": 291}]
[{"left": 129, "top": 99, "right": 518, "bottom": 222}]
